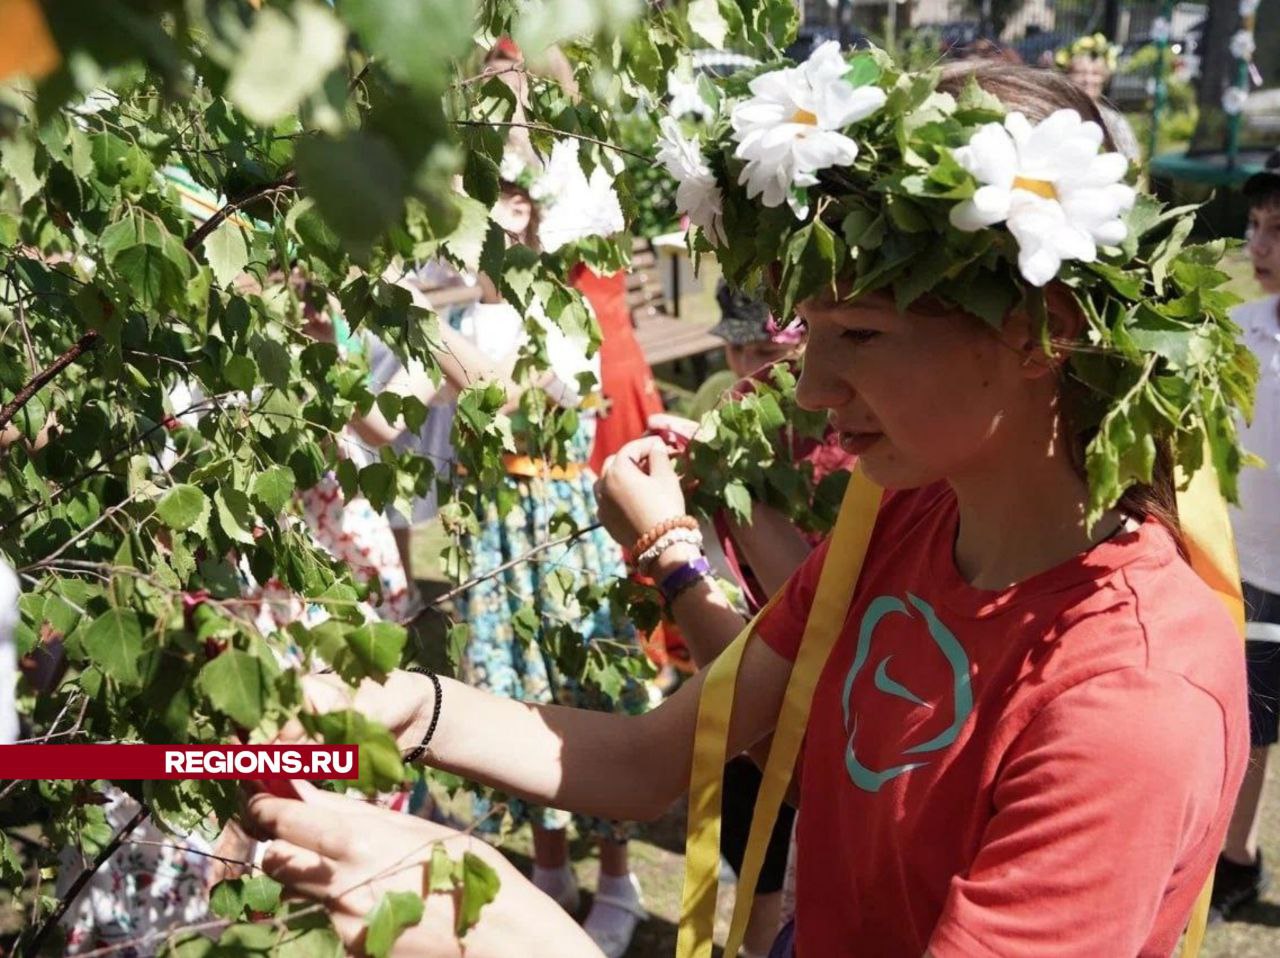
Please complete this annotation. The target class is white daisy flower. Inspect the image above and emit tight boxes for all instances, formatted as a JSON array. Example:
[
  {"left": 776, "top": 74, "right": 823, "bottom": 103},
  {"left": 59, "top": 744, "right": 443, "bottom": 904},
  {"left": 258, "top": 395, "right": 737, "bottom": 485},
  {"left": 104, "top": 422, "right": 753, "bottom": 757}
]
[
  {"left": 1229, "top": 29, "right": 1256, "bottom": 61},
  {"left": 949, "top": 109, "right": 1136, "bottom": 286},
  {"left": 656, "top": 116, "right": 726, "bottom": 244},
  {"left": 667, "top": 70, "right": 715, "bottom": 123},
  {"left": 1222, "top": 86, "right": 1249, "bottom": 116},
  {"left": 729, "top": 41, "right": 886, "bottom": 219},
  {"left": 499, "top": 149, "right": 530, "bottom": 184},
  {"left": 533, "top": 140, "right": 625, "bottom": 252}
]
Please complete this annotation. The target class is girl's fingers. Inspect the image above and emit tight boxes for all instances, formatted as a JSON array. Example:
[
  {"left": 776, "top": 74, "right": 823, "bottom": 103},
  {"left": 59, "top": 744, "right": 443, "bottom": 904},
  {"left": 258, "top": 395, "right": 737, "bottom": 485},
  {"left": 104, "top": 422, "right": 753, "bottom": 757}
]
[
  {"left": 647, "top": 413, "right": 698, "bottom": 439},
  {"left": 260, "top": 839, "right": 335, "bottom": 896},
  {"left": 622, "top": 436, "right": 668, "bottom": 465},
  {"left": 244, "top": 792, "right": 356, "bottom": 860},
  {"left": 647, "top": 441, "right": 673, "bottom": 477},
  {"left": 330, "top": 913, "right": 372, "bottom": 953}
]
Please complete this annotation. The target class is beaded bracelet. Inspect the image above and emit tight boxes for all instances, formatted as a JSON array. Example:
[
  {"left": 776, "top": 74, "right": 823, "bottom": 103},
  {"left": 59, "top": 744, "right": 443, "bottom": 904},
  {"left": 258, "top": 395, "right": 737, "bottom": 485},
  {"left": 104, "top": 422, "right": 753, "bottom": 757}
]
[
  {"left": 636, "top": 528, "right": 703, "bottom": 576},
  {"left": 402, "top": 667, "right": 442, "bottom": 765},
  {"left": 631, "top": 515, "right": 699, "bottom": 559},
  {"left": 659, "top": 556, "right": 713, "bottom": 605}
]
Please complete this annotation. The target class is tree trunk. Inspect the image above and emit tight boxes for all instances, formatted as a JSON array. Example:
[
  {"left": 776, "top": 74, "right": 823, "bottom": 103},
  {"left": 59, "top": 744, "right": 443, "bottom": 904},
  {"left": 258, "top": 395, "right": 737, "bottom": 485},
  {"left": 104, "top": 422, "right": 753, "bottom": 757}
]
[
  {"left": 1257, "top": 0, "right": 1279, "bottom": 88},
  {"left": 1189, "top": 0, "right": 1240, "bottom": 153}
]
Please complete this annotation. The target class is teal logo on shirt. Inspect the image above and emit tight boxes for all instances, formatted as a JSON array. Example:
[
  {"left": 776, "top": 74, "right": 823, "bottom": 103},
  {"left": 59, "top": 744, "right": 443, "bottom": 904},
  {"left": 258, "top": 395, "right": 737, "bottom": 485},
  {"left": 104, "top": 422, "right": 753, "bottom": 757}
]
[{"left": 842, "top": 593, "right": 972, "bottom": 792}]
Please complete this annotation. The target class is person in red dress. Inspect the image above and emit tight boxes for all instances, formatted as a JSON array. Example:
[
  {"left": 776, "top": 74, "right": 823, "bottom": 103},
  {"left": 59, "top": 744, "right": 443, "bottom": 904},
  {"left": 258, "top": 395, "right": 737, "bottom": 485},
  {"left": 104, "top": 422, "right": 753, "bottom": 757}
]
[{"left": 573, "top": 263, "right": 665, "bottom": 476}]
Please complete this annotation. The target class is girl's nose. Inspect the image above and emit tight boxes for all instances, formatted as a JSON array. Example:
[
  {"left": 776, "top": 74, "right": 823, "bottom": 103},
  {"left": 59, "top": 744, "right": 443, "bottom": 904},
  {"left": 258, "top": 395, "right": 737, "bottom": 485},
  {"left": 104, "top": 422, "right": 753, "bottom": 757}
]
[{"left": 795, "top": 352, "right": 852, "bottom": 412}]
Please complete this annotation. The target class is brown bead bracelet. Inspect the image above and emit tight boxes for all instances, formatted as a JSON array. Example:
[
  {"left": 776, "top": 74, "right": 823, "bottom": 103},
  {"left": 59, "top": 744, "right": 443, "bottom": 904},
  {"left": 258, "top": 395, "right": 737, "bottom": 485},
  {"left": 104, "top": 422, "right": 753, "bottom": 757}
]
[
  {"left": 631, "top": 515, "right": 699, "bottom": 558},
  {"left": 403, "top": 667, "right": 442, "bottom": 765}
]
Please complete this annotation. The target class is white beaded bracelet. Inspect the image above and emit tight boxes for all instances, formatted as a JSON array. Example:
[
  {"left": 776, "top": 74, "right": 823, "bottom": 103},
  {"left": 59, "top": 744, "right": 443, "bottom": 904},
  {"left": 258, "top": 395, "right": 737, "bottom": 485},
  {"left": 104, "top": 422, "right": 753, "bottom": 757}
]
[{"left": 636, "top": 528, "right": 704, "bottom": 576}]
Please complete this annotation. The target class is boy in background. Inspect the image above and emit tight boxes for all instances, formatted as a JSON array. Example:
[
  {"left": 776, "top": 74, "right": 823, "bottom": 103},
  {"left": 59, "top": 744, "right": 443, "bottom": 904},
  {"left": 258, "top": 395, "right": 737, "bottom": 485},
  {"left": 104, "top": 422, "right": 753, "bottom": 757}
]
[{"left": 1214, "top": 148, "right": 1280, "bottom": 920}]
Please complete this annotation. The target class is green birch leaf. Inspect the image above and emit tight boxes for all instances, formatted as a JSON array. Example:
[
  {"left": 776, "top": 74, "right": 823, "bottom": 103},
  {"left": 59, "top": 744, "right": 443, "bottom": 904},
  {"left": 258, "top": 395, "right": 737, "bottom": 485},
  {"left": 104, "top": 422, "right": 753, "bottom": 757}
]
[
  {"left": 375, "top": 391, "right": 402, "bottom": 424},
  {"left": 298, "top": 709, "right": 404, "bottom": 793},
  {"left": 198, "top": 649, "right": 278, "bottom": 729},
  {"left": 295, "top": 132, "right": 406, "bottom": 253},
  {"left": 242, "top": 874, "right": 283, "bottom": 914},
  {"left": 224, "top": 353, "right": 258, "bottom": 393},
  {"left": 343, "top": 0, "right": 474, "bottom": 93},
  {"left": 456, "top": 852, "right": 501, "bottom": 937},
  {"left": 209, "top": 878, "right": 244, "bottom": 920},
  {"left": 441, "top": 195, "right": 490, "bottom": 273},
  {"left": 252, "top": 465, "right": 296, "bottom": 513},
  {"left": 723, "top": 479, "right": 752, "bottom": 524},
  {"left": 364, "top": 890, "right": 425, "bottom": 958},
  {"left": 156, "top": 484, "right": 211, "bottom": 534},
  {"left": 203, "top": 222, "right": 253, "bottom": 289},
  {"left": 0, "top": 131, "right": 42, "bottom": 204},
  {"left": 429, "top": 844, "right": 455, "bottom": 892},
  {"left": 114, "top": 242, "right": 189, "bottom": 310},
  {"left": 346, "top": 620, "right": 407, "bottom": 680},
  {"left": 255, "top": 339, "right": 292, "bottom": 390},
  {"left": 359, "top": 462, "right": 395, "bottom": 512},
  {"left": 82, "top": 609, "right": 144, "bottom": 685},
  {"left": 226, "top": 1, "right": 347, "bottom": 124},
  {"left": 0, "top": 831, "right": 23, "bottom": 887},
  {"left": 215, "top": 488, "right": 258, "bottom": 545},
  {"left": 400, "top": 395, "right": 428, "bottom": 433},
  {"left": 688, "top": 0, "right": 729, "bottom": 48}
]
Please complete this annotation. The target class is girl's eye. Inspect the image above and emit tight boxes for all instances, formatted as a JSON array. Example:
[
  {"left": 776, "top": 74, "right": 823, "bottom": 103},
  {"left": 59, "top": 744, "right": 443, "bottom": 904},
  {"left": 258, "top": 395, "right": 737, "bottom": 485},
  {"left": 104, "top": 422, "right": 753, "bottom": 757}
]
[{"left": 841, "top": 329, "right": 879, "bottom": 344}]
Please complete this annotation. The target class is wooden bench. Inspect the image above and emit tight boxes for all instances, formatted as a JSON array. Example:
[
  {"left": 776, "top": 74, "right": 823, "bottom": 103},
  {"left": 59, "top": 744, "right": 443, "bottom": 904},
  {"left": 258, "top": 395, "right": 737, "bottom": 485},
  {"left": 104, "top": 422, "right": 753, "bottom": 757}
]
[{"left": 627, "top": 239, "right": 721, "bottom": 366}]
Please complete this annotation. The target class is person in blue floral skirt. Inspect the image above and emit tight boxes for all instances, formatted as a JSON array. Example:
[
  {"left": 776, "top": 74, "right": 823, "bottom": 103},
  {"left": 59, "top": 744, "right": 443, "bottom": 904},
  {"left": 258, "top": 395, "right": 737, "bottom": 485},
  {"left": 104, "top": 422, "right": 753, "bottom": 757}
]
[{"left": 449, "top": 179, "right": 649, "bottom": 958}]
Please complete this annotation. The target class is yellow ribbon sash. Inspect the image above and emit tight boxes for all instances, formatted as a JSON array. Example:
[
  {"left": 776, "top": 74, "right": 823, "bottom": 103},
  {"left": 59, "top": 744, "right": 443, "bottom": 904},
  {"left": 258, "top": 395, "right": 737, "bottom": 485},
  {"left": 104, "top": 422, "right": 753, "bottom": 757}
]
[
  {"left": 677, "top": 468, "right": 882, "bottom": 958},
  {"left": 678, "top": 462, "right": 1243, "bottom": 958},
  {"left": 1174, "top": 462, "right": 1246, "bottom": 958}
]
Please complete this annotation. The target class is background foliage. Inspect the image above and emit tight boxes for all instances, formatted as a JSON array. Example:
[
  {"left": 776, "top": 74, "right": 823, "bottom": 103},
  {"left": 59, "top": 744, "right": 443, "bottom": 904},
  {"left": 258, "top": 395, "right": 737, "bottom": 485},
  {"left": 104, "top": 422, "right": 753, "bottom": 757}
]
[{"left": 0, "top": 0, "right": 798, "bottom": 953}]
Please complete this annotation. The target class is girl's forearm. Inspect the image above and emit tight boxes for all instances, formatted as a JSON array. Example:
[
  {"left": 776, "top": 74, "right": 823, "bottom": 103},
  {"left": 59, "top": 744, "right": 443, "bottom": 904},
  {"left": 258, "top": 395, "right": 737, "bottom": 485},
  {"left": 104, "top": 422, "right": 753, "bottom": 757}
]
[
  {"left": 398, "top": 633, "right": 791, "bottom": 824},
  {"left": 408, "top": 674, "right": 688, "bottom": 823},
  {"left": 726, "top": 503, "right": 814, "bottom": 598},
  {"left": 649, "top": 543, "right": 754, "bottom": 669}
]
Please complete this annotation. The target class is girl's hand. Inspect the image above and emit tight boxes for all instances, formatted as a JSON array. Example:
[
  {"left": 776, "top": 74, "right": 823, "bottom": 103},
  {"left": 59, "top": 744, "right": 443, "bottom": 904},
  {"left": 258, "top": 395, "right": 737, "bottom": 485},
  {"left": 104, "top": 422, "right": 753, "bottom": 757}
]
[
  {"left": 646, "top": 413, "right": 701, "bottom": 445},
  {"left": 279, "top": 670, "right": 436, "bottom": 752},
  {"left": 243, "top": 784, "right": 602, "bottom": 958},
  {"left": 594, "top": 436, "right": 688, "bottom": 550}
]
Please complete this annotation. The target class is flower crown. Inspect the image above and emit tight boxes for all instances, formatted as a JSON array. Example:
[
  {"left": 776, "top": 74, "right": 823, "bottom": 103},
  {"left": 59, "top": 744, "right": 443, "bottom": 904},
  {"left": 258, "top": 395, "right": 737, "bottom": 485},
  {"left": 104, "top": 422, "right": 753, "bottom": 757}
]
[
  {"left": 1054, "top": 33, "right": 1121, "bottom": 71},
  {"left": 654, "top": 43, "right": 1256, "bottom": 523}
]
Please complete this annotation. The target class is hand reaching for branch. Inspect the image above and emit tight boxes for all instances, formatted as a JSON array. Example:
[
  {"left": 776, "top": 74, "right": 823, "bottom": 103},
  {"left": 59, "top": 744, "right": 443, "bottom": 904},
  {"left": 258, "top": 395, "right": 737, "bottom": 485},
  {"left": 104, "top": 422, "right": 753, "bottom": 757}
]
[
  {"left": 282, "top": 670, "right": 436, "bottom": 751},
  {"left": 594, "top": 436, "right": 688, "bottom": 550},
  {"left": 242, "top": 783, "right": 603, "bottom": 958}
]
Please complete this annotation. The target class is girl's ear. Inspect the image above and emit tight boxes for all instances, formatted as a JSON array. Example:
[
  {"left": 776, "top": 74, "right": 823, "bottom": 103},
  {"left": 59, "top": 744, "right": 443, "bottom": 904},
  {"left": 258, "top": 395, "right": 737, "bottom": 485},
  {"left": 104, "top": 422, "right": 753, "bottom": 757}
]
[
  {"left": 1006, "top": 283, "right": 1085, "bottom": 379},
  {"left": 1044, "top": 283, "right": 1086, "bottom": 342}
]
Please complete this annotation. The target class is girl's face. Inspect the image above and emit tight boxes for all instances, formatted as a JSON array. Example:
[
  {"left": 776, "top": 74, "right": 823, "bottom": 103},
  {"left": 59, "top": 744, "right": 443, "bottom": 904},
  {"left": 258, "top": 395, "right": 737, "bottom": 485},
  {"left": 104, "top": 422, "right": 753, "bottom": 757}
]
[
  {"left": 726, "top": 341, "right": 795, "bottom": 379},
  {"left": 493, "top": 189, "right": 534, "bottom": 244},
  {"left": 1067, "top": 56, "right": 1109, "bottom": 100},
  {"left": 795, "top": 289, "right": 1045, "bottom": 490}
]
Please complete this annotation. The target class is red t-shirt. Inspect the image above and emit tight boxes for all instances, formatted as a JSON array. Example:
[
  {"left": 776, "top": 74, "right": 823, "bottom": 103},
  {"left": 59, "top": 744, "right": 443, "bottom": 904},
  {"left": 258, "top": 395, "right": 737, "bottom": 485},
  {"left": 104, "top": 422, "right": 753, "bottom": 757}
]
[{"left": 755, "top": 482, "right": 1247, "bottom": 958}]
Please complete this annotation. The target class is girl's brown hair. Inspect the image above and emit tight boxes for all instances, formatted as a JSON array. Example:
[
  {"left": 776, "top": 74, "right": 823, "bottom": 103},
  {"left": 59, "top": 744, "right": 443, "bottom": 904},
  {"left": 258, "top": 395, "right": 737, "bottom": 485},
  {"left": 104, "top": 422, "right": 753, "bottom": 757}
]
[{"left": 934, "top": 61, "right": 1186, "bottom": 553}]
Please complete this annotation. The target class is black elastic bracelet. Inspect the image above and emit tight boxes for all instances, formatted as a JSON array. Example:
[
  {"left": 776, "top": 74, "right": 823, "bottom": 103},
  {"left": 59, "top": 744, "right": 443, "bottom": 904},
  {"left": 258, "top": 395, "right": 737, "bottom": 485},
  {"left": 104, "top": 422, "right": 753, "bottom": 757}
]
[{"left": 403, "top": 667, "right": 442, "bottom": 765}]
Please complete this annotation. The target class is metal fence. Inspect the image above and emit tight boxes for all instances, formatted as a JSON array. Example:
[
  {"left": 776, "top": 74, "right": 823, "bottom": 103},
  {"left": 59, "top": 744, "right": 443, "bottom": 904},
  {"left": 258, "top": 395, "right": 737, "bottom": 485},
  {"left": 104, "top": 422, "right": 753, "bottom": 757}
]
[{"left": 799, "top": 0, "right": 1206, "bottom": 48}]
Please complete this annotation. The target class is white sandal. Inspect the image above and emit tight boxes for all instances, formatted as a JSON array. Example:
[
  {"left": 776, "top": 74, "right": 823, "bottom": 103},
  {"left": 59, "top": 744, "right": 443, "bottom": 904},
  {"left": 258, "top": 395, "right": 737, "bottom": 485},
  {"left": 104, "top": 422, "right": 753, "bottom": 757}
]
[
  {"left": 584, "top": 874, "right": 647, "bottom": 958},
  {"left": 532, "top": 865, "right": 581, "bottom": 913}
]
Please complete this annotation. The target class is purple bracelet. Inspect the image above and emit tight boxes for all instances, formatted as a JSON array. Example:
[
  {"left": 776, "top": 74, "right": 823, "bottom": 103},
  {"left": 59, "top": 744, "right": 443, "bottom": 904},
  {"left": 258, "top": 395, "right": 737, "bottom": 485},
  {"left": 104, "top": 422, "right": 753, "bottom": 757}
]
[{"left": 659, "top": 556, "right": 712, "bottom": 605}]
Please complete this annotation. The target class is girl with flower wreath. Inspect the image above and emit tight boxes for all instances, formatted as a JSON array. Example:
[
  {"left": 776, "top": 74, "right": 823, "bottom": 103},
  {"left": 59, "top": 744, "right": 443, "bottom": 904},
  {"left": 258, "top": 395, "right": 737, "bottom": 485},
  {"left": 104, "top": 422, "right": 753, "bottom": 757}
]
[
  {"left": 1051, "top": 31, "right": 1140, "bottom": 162},
  {"left": 1053, "top": 32, "right": 1120, "bottom": 100},
  {"left": 242, "top": 53, "right": 1251, "bottom": 958}
]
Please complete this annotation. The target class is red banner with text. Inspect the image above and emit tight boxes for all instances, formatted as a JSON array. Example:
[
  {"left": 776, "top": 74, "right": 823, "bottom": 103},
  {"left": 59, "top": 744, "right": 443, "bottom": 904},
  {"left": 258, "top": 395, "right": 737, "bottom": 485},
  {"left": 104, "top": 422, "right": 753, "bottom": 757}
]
[{"left": 0, "top": 745, "right": 359, "bottom": 780}]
